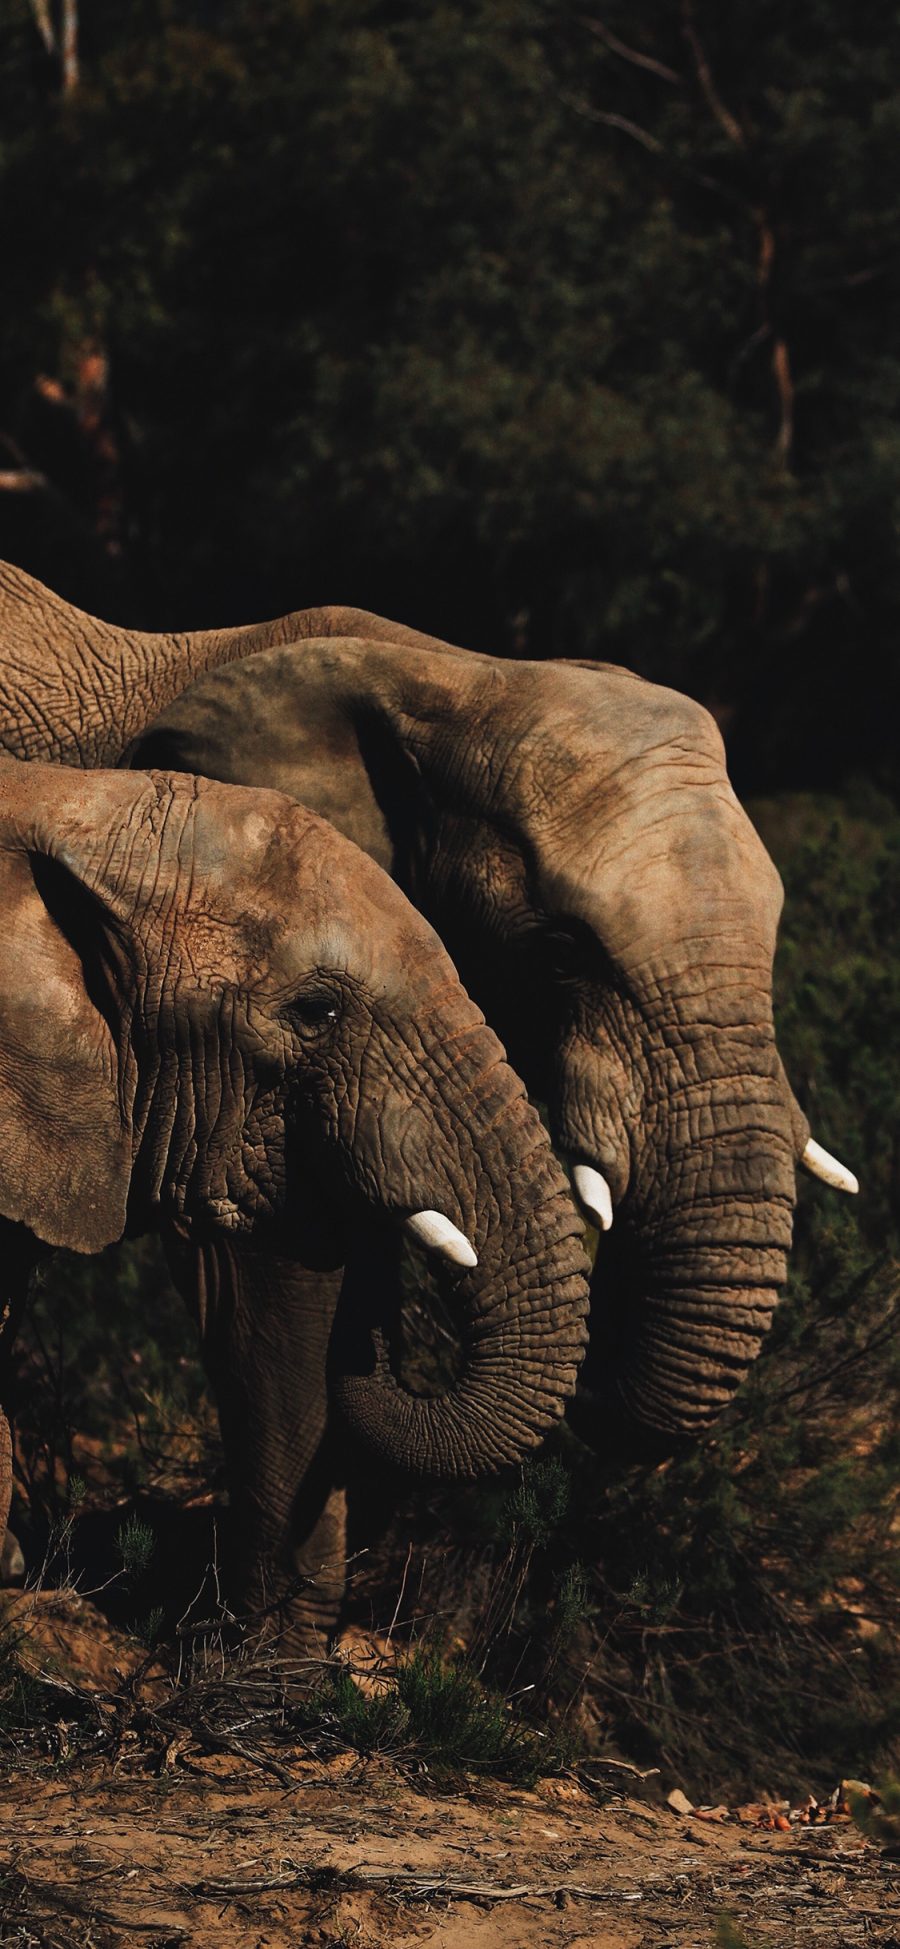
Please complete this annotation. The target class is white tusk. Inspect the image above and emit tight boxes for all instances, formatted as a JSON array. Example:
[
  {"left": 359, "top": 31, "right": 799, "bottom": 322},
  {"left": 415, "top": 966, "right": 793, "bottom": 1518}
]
[
  {"left": 405, "top": 1210, "right": 478, "bottom": 1269},
  {"left": 572, "top": 1164, "right": 614, "bottom": 1232},
  {"left": 801, "top": 1138, "right": 859, "bottom": 1196}
]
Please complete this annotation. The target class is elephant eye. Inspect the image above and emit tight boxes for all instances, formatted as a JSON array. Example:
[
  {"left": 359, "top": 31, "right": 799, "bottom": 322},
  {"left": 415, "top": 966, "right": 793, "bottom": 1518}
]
[
  {"left": 291, "top": 989, "right": 341, "bottom": 1040},
  {"left": 544, "top": 926, "right": 586, "bottom": 982},
  {"left": 542, "top": 915, "right": 612, "bottom": 988}
]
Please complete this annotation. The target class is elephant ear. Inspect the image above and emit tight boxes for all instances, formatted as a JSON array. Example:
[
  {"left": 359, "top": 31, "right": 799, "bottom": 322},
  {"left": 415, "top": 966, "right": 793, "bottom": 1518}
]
[{"left": 0, "top": 838, "right": 132, "bottom": 1254}]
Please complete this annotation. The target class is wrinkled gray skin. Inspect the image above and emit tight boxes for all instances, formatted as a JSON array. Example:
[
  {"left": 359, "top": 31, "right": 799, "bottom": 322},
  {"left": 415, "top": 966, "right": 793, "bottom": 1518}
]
[
  {"left": 0, "top": 565, "right": 816, "bottom": 1454},
  {"left": 0, "top": 757, "right": 588, "bottom": 1637},
  {"left": 134, "top": 624, "right": 814, "bottom": 1454},
  {"left": 0, "top": 561, "right": 307, "bottom": 768}
]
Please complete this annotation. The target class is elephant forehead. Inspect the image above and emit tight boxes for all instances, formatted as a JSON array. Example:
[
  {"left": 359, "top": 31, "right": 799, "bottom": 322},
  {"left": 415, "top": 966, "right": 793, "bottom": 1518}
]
[
  {"left": 272, "top": 896, "right": 456, "bottom": 1005},
  {"left": 536, "top": 786, "right": 782, "bottom": 957},
  {"left": 467, "top": 683, "right": 721, "bottom": 834},
  {"left": 465, "top": 722, "right": 738, "bottom": 906},
  {"left": 245, "top": 812, "right": 458, "bottom": 998},
  {"left": 186, "top": 784, "right": 388, "bottom": 930},
  {"left": 156, "top": 786, "right": 452, "bottom": 1005},
  {"left": 187, "top": 778, "right": 318, "bottom": 872}
]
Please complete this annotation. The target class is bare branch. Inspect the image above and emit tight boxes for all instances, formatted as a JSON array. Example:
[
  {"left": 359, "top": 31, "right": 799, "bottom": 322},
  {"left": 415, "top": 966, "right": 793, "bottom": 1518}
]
[
  {"left": 771, "top": 336, "right": 795, "bottom": 465},
  {"left": 0, "top": 470, "right": 49, "bottom": 493},
  {"left": 200, "top": 1862, "right": 627, "bottom": 1904},
  {"left": 28, "top": 0, "right": 56, "bottom": 57},
  {"left": 680, "top": 0, "right": 745, "bottom": 148},
  {"left": 581, "top": 18, "right": 682, "bottom": 85},
  {"left": 60, "top": 0, "right": 78, "bottom": 92},
  {"left": 754, "top": 214, "right": 794, "bottom": 465},
  {"left": 558, "top": 92, "right": 664, "bottom": 154},
  {"left": 555, "top": 84, "right": 741, "bottom": 202}
]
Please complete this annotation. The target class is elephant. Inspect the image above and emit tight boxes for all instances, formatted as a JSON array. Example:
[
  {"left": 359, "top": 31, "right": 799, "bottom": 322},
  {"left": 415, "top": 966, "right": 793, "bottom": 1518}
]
[
  {"left": 128, "top": 615, "right": 859, "bottom": 1455},
  {"left": 0, "top": 563, "right": 854, "bottom": 1451},
  {"left": 0, "top": 756, "right": 589, "bottom": 1640},
  {"left": 0, "top": 558, "right": 327, "bottom": 770}
]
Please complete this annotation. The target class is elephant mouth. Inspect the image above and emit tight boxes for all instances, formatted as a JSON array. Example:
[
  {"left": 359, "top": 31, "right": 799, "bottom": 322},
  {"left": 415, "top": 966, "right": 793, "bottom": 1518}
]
[{"left": 331, "top": 1221, "right": 469, "bottom": 1400}]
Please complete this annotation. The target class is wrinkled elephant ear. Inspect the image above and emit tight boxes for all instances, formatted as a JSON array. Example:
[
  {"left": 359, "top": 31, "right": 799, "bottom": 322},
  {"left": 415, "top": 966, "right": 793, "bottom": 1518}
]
[{"left": 0, "top": 826, "right": 132, "bottom": 1254}]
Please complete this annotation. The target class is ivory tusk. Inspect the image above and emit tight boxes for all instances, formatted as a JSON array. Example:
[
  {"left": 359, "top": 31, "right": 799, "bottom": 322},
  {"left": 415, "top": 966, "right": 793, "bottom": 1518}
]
[
  {"left": 572, "top": 1163, "right": 614, "bottom": 1232},
  {"left": 801, "top": 1138, "right": 859, "bottom": 1196},
  {"left": 405, "top": 1210, "right": 478, "bottom": 1269}
]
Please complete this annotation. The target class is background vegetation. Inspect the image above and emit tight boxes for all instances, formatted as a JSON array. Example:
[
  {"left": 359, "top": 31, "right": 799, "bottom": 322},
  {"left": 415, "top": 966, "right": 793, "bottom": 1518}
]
[
  {"left": 2, "top": 0, "right": 899, "bottom": 791},
  {"left": 1, "top": 0, "right": 898, "bottom": 1796}
]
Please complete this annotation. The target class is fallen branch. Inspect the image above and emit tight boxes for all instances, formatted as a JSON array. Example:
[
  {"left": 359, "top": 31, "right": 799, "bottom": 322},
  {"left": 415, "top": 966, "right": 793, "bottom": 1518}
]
[
  {"left": 187, "top": 1723, "right": 298, "bottom": 1791},
  {"left": 199, "top": 1861, "right": 618, "bottom": 1905},
  {"left": 578, "top": 1757, "right": 661, "bottom": 1780}
]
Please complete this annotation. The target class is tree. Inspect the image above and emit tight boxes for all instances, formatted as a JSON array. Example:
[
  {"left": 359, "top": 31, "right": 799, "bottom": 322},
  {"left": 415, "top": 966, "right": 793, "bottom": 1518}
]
[{"left": 0, "top": 0, "right": 897, "bottom": 788}]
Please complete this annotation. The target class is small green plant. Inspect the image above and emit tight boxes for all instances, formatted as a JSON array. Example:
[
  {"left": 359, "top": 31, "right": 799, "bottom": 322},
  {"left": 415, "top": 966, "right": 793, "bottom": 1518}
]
[
  {"left": 715, "top": 1918, "right": 757, "bottom": 1949},
  {"left": 626, "top": 1568, "right": 684, "bottom": 1625},
  {"left": 395, "top": 1651, "right": 542, "bottom": 1779},
  {"left": 298, "top": 1665, "right": 409, "bottom": 1753},
  {"left": 502, "top": 1458, "right": 570, "bottom": 1549},
  {"left": 554, "top": 1561, "right": 591, "bottom": 1641},
  {"left": 297, "top": 1649, "right": 567, "bottom": 1785},
  {"left": 136, "top": 1604, "right": 165, "bottom": 1650},
  {"left": 849, "top": 1778, "right": 900, "bottom": 1851},
  {"left": 116, "top": 1516, "right": 156, "bottom": 1584}
]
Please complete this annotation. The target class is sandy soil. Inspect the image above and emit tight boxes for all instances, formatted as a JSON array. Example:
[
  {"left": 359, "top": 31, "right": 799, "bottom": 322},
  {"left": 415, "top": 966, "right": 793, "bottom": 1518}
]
[
  {"left": 1, "top": 1590, "right": 898, "bottom": 1948},
  {"left": 1, "top": 1750, "right": 898, "bottom": 1949}
]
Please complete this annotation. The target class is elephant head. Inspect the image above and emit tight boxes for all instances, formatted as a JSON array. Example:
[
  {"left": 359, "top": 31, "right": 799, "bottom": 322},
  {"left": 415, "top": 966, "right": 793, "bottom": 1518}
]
[
  {"left": 133, "top": 620, "right": 857, "bottom": 1452},
  {"left": 0, "top": 758, "right": 588, "bottom": 1480}
]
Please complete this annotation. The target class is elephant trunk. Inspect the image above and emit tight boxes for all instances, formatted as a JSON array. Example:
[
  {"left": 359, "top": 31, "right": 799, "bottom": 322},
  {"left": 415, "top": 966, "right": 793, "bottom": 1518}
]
[
  {"left": 334, "top": 1026, "right": 590, "bottom": 1476},
  {"left": 582, "top": 1050, "right": 797, "bottom": 1454}
]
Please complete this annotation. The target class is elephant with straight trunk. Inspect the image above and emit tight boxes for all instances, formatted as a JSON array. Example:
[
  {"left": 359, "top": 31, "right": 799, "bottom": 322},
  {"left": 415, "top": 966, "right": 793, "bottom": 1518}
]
[
  {"left": 132, "top": 616, "right": 858, "bottom": 1454},
  {"left": 0, "top": 757, "right": 588, "bottom": 1636}
]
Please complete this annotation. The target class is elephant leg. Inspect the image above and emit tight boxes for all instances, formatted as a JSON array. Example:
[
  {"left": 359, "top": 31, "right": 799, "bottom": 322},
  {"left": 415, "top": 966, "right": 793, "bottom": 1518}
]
[
  {"left": 287, "top": 1468, "right": 348, "bottom": 1648},
  {"left": 164, "top": 1231, "right": 348, "bottom": 1652},
  {"left": 0, "top": 1224, "right": 44, "bottom": 1579}
]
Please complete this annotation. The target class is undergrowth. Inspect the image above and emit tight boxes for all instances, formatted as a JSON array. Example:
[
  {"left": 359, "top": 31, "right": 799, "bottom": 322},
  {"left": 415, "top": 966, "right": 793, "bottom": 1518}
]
[{"left": 296, "top": 1649, "right": 564, "bottom": 1785}]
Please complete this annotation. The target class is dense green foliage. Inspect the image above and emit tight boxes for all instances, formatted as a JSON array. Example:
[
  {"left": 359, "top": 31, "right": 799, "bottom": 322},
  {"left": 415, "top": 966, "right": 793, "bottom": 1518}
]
[{"left": 1, "top": 1, "right": 898, "bottom": 787}]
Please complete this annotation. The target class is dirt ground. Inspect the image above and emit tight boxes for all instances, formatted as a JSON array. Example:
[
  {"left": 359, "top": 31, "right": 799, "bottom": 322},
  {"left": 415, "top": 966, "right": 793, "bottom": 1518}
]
[
  {"left": 1, "top": 1592, "right": 899, "bottom": 1949},
  {"left": 2, "top": 1749, "right": 899, "bottom": 1948}
]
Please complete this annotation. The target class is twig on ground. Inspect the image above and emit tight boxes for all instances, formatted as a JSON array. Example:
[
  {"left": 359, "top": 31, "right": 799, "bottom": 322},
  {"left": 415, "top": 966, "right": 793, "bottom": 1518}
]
[{"left": 198, "top": 1862, "right": 618, "bottom": 1904}]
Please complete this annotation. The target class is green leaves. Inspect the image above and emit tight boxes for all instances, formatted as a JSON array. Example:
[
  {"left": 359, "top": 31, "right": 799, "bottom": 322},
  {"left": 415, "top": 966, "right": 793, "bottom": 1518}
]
[{"left": 2, "top": 0, "right": 898, "bottom": 792}]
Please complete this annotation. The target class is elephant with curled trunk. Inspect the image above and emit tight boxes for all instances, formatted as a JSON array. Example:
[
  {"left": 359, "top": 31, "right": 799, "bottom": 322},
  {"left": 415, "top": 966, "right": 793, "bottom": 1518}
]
[
  {"left": 0, "top": 757, "right": 588, "bottom": 1637},
  {"left": 132, "top": 616, "right": 858, "bottom": 1453},
  {"left": 0, "top": 565, "right": 854, "bottom": 1450}
]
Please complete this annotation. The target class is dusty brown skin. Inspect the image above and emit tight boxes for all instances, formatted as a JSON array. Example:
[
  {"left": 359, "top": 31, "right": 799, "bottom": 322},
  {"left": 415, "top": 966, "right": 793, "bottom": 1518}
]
[
  {"left": 0, "top": 758, "right": 588, "bottom": 1637},
  {"left": 0, "top": 565, "right": 806, "bottom": 1451},
  {"left": 134, "top": 624, "right": 810, "bottom": 1453}
]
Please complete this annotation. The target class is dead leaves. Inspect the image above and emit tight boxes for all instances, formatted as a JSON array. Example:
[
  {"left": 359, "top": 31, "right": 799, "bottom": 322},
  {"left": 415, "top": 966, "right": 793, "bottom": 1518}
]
[{"left": 667, "top": 1781, "right": 864, "bottom": 1831}]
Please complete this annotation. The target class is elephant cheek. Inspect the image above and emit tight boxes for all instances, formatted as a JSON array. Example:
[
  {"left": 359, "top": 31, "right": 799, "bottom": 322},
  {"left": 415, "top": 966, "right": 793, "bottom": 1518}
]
[{"left": 549, "top": 1028, "right": 636, "bottom": 1210}]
